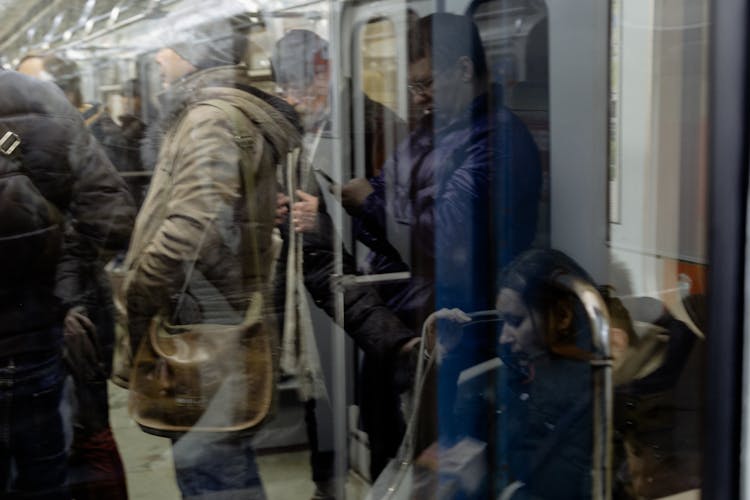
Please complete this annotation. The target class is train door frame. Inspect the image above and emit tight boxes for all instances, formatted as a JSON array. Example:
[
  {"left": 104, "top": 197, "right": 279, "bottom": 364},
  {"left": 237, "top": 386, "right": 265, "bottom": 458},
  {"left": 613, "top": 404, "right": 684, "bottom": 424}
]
[{"left": 712, "top": 0, "right": 748, "bottom": 499}]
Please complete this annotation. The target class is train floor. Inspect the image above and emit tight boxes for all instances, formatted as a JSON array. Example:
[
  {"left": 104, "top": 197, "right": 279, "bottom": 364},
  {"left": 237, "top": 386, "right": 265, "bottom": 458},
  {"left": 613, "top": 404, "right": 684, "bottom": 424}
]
[
  {"left": 108, "top": 381, "right": 699, "bottom": 500},
  {"left": 108, "top": 382, "right": 369, "bottom": 499}
]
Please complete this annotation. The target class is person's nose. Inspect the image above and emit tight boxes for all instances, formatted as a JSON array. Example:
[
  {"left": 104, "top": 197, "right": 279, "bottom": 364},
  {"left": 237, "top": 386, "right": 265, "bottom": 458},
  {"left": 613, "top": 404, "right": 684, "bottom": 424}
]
[
  {"left": 499, "top": 324, "right": 515, "bottom": 346},
  {"left": 156, "top": 359, "right": 174, "bottom": 395},
  {"left": 411, "top": 92, "right": 429, "bottom": 106}
]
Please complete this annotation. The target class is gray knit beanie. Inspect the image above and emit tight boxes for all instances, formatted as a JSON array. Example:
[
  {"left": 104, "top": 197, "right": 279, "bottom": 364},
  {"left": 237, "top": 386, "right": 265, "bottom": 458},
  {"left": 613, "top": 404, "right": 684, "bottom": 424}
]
[{"left": 170, "top": 19, "right": 247, "bottom": 70}]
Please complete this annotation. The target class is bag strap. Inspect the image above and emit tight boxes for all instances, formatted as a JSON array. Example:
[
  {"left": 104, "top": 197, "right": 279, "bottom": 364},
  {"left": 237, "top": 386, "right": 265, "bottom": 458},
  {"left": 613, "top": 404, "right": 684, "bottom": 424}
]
[
  {"left": 523, "top": 393, "right": 591, "bottom": 481},
  {"left": 202, "top": 99, "right": 264, "bottom": 284},
  {"left": 499, "top": 367, "right": 592, "bottom": 499},
  {"left": 167, "top": 98, "right": 267, "bottom": 326}
]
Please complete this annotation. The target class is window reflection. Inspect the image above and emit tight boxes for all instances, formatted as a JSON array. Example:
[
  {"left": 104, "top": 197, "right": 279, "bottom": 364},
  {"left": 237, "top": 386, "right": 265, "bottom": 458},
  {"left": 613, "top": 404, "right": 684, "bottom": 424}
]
[{"left": 0, "top": 0, "right": 711, "bottom": 498}]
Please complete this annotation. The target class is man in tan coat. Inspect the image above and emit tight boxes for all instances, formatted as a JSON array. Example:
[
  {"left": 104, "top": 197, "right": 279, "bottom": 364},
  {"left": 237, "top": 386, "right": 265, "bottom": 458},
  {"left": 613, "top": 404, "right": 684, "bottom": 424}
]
[{"left": 123, "top": 20, "right": 301, "bottom": 499}]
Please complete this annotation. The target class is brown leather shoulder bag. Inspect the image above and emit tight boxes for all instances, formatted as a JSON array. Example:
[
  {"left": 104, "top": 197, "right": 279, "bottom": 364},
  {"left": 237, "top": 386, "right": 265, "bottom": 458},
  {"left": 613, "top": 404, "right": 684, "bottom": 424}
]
[{"left": 129, "top": 98, "right": 284, "bottom": 435}]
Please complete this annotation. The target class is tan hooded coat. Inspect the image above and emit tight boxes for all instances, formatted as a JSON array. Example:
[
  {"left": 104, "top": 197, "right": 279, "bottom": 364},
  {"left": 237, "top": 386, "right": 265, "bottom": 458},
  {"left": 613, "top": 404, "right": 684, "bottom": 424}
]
[{"left": 124, "top": 66, "right": 301, "bottom": 350}]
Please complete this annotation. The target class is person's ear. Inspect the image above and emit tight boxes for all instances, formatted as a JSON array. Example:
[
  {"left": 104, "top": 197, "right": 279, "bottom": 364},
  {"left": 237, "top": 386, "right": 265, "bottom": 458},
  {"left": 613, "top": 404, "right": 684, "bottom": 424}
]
[
  {"left": 610, "top": 327, "right": 630, "bottom": 360},
  {"left": 457, "top": 56, "right": 475, "bottom": 83},
  {"left": 550, "top": 298, "right": 574, "bottom": 333}
]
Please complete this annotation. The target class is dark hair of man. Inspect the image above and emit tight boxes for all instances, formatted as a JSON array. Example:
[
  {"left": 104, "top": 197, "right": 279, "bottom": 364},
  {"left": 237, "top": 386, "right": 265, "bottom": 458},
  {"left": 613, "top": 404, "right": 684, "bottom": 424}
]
[
  {"left": 270, "top": 29, "right": 329, "bottom": 88},
  {"left": 407, "top": 13, "right": 488, "bottom": 82},
  {"left": 41, "top": 54, "right": 83, "bottom": 108},
  {"left": 122, "top": 78, "right": 140, "bottom": 99}
]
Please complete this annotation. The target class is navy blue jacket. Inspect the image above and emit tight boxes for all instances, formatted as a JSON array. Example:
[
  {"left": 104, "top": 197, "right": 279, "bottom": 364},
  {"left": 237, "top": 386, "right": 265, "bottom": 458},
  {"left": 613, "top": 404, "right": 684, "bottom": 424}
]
[{"left": 357, "top": 85, "right": 542, "bottom": 327}]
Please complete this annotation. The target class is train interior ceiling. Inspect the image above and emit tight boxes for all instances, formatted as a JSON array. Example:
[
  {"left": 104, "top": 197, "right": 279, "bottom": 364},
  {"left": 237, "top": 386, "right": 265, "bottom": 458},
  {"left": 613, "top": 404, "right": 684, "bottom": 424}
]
[{"left": 0, "top": 0, "right": 550, "bottom": 125}]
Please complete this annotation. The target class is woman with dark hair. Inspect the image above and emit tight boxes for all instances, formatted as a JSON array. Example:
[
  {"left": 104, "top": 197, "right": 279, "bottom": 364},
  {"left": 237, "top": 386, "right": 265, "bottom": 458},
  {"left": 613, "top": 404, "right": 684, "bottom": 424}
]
[
  {"left": 492, "top": 248, "right": 594, "bottom": 499},
  {"left": 421, "top": 249, "right": 595, "bottom": 499}
]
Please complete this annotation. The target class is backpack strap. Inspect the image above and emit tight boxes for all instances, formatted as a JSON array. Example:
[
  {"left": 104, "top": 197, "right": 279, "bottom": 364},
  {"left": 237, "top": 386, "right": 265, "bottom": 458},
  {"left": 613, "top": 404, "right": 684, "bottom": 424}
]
[{"left": 0, "top": 126, "right": 21, "bottom": 158}]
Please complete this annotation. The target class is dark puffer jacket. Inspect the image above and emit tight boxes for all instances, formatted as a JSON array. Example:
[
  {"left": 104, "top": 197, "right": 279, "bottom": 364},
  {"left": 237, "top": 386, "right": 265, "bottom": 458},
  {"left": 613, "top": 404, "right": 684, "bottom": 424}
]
[
  {"left": 358, "top": 85, "right": 542, "bottom": 328},
  {"left": 0, "top": 70, "right": 136, "bottom": 354}
]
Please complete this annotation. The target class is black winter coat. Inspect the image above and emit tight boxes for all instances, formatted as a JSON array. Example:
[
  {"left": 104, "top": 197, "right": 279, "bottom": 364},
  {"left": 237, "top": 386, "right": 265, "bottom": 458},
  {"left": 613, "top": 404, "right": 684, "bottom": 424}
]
[{"left": 0, "top": 70, "right": 135, "bottom": 355}]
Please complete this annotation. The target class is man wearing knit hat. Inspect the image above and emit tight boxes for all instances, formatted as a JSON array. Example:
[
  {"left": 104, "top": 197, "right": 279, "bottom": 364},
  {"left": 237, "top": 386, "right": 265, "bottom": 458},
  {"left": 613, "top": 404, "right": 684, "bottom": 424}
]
[
  {"left": 156, "top": 20, "right": 246, "bottom": 86},
  {"left": 123, "top": 17, "right": 302, "bottom": 499}
]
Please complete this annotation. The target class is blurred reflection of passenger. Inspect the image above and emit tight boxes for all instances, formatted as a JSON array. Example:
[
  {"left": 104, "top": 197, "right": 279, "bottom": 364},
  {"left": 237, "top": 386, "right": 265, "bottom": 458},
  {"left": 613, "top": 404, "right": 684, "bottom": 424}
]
[
  {"left": 492, "top": 249, "right": 593, "bottom": 499},
  {"left": 16, "top": 53, "right": 133, "bottom": 500},
  {"left": 345, "top": 12, "right": 541, "bottom": 324},
  {"left": 415, "top": 249, "right": 593, "bottom": 499},
  {"left": 116, "top": 77, "right": 149, "bottom": 206},
  {"left": 17, "top": 54, "right": 145, "bottom": 205},
  {"left": 607, "top": 292, "right": 703, "bottom": 498},
  {"left": 122, "top": 19, "right": 301, "bottom": 500},
  {"left": 340, "top": 12, "right": 542, "bottom": 467},
  {"left": 0, "top": 69, "right": 135, "bottom": 499},
  {"left": 118, "top": 78, "right": 147, "bottom": 146},
  {"left": 270, "top": 29, "right": 417, "bottom": 491}
]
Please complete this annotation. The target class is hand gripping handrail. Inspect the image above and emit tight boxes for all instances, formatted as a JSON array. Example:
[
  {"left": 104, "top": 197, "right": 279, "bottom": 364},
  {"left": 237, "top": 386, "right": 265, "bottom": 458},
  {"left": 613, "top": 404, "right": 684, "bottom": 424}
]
[{"left": 553, "top": 273, "right": 613, "bottom": 500}]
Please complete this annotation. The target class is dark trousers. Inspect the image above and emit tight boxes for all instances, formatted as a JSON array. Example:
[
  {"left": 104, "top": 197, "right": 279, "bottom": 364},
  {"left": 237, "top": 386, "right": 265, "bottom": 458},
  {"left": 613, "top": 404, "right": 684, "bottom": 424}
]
[
  {"left": 65, "top": 299, "right": 127, "bottom": 500},
  {"left": 304, "top": 399, "right": 334, "bottom": 483},
  {"left": 360, "top": 354, "right": 405, "bottom": 481},
  {"left": 0, "top": 349, "right": 70, "bottom": 499},
  {"left": 68, "top": 378, "right": 127, "bottom": 500},
  {"left": 171, "top": 431, "right": 266, "bottom": 499}
]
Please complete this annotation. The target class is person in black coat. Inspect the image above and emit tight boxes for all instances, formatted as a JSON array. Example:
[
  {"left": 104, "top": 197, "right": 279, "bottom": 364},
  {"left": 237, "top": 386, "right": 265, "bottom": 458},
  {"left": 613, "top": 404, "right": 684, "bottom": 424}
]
[
  {"left": 16, "top": 54, "right": 133, "bottom": 500},
  {"left": 0, "top": 69, "right": 134, "bottom": 499}
]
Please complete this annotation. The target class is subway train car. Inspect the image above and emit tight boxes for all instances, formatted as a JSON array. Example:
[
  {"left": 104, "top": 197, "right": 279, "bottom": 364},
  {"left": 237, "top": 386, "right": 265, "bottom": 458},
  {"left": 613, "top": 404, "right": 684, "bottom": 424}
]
[{"left": 0, "top": 0, "right": 745, "bottom": 498}]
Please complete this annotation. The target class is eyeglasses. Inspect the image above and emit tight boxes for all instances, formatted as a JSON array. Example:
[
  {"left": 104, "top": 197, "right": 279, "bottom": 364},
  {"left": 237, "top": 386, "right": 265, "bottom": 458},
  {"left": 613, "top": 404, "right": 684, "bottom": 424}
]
[
  {"left": 407, "top": 63, "right": 456, "bottom": 97},
  {"left": 407, "top": 77, "right": 433, "bottom": 97}
]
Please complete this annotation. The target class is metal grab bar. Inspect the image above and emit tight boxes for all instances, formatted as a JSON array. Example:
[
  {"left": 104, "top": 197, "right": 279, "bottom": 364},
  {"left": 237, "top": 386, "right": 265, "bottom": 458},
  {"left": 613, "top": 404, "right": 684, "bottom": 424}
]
[
  {"left": 331, "top": 271, "right": 411, "bottom": 291},
  {"left": 553, "top": 273, "right": 613, "bottom": 500}
]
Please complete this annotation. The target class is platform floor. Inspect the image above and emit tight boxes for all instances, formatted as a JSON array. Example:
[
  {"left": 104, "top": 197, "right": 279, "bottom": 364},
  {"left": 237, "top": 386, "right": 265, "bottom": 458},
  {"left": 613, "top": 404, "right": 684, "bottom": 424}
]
[{"left": 108, "top": 382, "right": 369, "bottom": 499}]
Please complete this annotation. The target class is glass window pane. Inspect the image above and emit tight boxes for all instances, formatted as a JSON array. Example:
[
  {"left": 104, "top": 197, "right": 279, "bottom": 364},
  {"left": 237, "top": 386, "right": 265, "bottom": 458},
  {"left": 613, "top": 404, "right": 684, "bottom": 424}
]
[{"left": 0, "top": 0, "right": 715, "bottom": 497}]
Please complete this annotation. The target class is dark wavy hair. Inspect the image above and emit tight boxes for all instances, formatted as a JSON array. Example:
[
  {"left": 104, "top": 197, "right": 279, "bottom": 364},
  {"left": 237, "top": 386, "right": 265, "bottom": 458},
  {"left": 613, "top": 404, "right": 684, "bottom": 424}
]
[{"left": 499, "top": 248, "right": 596, "bottom": 360}]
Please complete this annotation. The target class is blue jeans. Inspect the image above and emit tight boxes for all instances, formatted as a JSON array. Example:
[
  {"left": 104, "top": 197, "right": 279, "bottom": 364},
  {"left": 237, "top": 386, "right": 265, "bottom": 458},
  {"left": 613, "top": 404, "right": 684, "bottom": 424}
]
[
  {"left": 171, "top": 431, "right": 265, "bottom": 499},
  {"left": 0, "top": 349, "right": 70, "bottom": 499}
]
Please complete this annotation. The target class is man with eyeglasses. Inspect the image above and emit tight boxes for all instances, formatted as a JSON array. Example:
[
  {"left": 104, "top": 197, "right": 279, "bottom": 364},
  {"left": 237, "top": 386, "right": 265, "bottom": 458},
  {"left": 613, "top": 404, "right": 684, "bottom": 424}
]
[{"left": 341, "top": 13, "right": 543, "bottom": 461}]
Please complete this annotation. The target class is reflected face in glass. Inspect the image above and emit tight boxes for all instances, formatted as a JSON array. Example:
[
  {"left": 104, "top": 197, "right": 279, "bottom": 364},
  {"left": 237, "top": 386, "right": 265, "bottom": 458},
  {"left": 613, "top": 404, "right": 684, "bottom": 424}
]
[
  {"left": 408, "top": 57, "right": 434, "bottom": 116},
  {"left": 279, "top": 67, "right": 330, "bottom": 131},
  {"left": 497, "top": 288, "right": 545, "bottom": 357},
  {"left": 408, "top": 56, "right": 464, "bottom": 120},
  {"left": 154, "top": 48, "right": 196, "bottom": 88}
]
